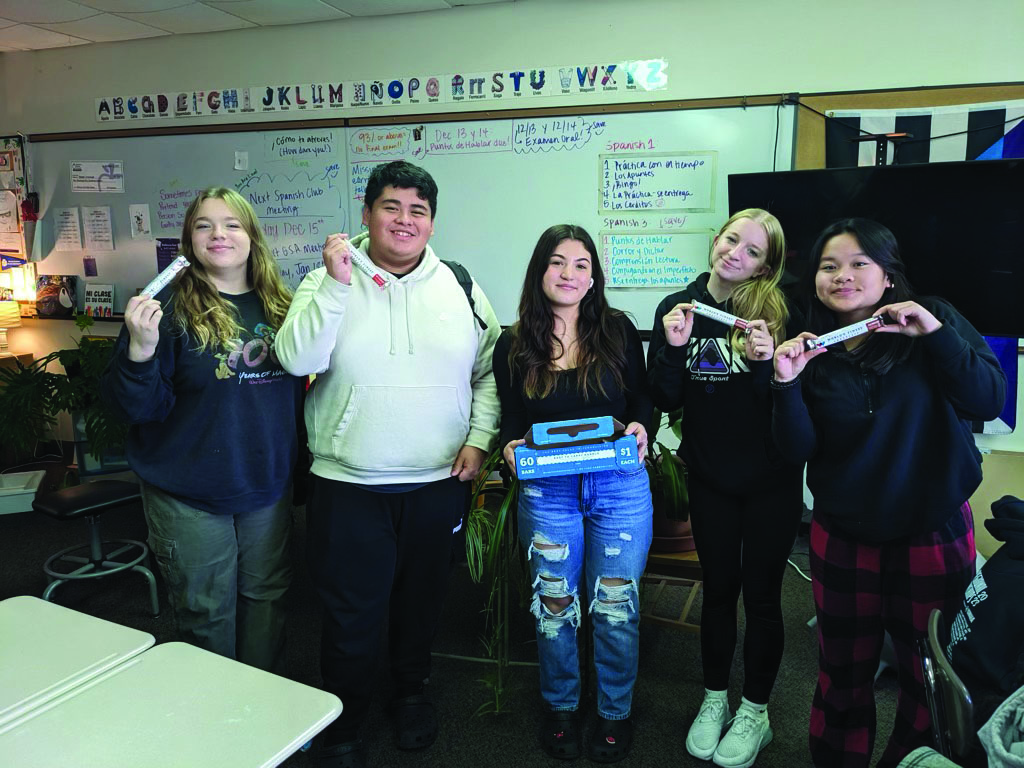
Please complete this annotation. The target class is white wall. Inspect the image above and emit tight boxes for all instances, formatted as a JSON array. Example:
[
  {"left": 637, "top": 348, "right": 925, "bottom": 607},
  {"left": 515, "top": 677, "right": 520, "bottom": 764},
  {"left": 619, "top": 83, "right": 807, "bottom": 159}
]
[{"left": 2, "top": 0, "right": 1022, "bottom": 134}]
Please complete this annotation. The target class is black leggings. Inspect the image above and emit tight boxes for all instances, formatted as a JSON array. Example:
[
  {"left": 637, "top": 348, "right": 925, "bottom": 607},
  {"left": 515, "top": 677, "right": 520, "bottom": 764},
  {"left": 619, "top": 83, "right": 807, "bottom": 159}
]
[{"left": 687, "top": 470, "right": 803, "bottom": 703}]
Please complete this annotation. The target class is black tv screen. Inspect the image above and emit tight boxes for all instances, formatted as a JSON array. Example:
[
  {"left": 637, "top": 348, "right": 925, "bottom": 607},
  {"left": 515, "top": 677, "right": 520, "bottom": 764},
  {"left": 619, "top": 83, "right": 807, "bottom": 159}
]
[{"left": 728, "top": 159, "right": 1024, "bottom": 338}]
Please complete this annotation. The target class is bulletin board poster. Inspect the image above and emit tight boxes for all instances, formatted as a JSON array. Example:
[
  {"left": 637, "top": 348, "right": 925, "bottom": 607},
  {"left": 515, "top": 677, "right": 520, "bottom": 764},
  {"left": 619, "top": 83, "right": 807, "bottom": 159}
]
[{"left": 0, "top": 135, "right": 28, "bottom": 259}]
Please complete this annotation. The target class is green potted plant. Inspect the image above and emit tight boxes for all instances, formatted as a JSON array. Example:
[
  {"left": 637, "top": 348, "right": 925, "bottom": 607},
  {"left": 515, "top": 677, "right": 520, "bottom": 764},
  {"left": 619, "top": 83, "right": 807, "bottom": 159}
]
[
  {"left": 0, "top": 352, "right": 64, "bottom": 466},
  {"left": 53, "top": 314, "right": 128, "bottom": 465},
  {"left": 646, "top": 408, "right": 692, "bottom": 550},
  {"left": 0, "top": 313, "right": 126, "bottom": 470},
  {"left": 463, "top": 449, "right": 519, "bottom": 715}
]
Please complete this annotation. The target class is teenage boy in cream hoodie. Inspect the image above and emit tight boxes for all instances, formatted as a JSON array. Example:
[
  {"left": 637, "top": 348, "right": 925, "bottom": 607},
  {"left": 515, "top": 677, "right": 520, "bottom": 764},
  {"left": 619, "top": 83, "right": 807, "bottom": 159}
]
[{"left": 277, "top": 161, "right": 500, "bottom": 768}]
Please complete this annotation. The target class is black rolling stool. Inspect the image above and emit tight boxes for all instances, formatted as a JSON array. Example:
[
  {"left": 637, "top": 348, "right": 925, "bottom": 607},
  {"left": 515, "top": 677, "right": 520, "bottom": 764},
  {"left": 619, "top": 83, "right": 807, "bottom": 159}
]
[{"left": 32, "top": 480, "right": 160, "bottom": 617}]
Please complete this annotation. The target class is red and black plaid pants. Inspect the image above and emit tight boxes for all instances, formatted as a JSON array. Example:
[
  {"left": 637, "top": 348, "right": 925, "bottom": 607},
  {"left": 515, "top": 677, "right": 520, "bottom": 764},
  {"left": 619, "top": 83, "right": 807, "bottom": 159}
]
[{"left": 808, "top": 503, "right": 975, "bottom": 768}]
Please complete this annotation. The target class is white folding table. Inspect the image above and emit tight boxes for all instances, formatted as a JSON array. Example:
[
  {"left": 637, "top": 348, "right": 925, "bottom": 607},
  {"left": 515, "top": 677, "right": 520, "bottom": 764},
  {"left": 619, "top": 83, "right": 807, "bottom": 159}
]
[
  {"left": 0, "top": 595, "right": 154, "bottom": 728},
  {"left": 0, "top": 641, "right": 343, "bottom": 767}
]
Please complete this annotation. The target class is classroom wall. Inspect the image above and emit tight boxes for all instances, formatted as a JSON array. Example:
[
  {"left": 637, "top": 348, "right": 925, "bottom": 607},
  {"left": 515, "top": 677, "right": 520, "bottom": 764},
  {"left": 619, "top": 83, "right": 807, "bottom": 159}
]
[{"left": 2, "top": 0, "right": 1022, "bottom": 134}]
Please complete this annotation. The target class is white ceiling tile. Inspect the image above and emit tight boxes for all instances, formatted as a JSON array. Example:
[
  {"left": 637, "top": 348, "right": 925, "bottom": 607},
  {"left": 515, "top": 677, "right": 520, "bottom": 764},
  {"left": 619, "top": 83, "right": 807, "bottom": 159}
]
[
  {"left": 0, "top": 0, "right": 93, "bottom": 23},
  {"left": 321, "top": 1, "right": 449, "bottom": 16},
  {"left": 0, "top": 22, "right": 89, "bottom": 48},
  {"left": 78, "top": 1, "right": 192, "bottom": 11},
  {"left": 114, "top": 3, "right": 257, "bottom": 33},
  {"left": 37, "top": 12, "right": 168, "bottom": 42},
  {"left": 0, "top": 0, "right": 517, "bottom": 49},
  {"left": 205, "top": 0, "right": 350, "bottom": 26}
]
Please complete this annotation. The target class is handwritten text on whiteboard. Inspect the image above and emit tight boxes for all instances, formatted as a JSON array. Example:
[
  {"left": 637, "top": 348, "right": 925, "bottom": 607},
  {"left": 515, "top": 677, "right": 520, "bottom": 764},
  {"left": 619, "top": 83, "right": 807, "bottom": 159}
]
[
  {"left": 513, "top": 117, "right": 606, "bottom": 153},
  {"left": 599, "top": 152, "right": 717, "bottom": 213},
  {"left": 601, "top": 230, "right": 712, "bottom": 288}
]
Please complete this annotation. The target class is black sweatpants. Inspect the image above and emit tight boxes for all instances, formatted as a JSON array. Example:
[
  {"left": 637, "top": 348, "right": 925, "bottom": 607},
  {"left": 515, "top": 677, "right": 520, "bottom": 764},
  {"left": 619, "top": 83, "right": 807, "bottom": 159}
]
[
  {"left": 687, "top": 470, "right": 803, "bottom": 703},
  {"left": 306, "top": 473, "right": 468, "bottom": 742}
]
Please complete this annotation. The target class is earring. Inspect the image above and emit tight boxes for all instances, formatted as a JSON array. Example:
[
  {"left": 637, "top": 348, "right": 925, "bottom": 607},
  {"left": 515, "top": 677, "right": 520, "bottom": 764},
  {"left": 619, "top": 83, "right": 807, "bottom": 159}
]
[{"left": 589, "top": 278, "right": 594, "bottom": 288}]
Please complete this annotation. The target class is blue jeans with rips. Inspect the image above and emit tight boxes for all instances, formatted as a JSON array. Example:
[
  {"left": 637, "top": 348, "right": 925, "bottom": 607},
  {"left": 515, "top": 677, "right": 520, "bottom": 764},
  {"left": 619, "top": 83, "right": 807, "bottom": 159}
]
[{"left": 517, "top": 465, "right": 653, "bottom": 720}]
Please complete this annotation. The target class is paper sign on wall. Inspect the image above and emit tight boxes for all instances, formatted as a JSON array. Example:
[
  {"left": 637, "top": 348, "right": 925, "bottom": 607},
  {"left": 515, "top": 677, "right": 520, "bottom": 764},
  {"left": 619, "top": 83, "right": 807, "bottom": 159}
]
[
  {"left": 71, "top": 161, "right": 125, "bottom": 193},
  {"left": 82, "top": 206, "right": 114, "bottom": 251},
  {"left": 129, "top": 204, "right": 152, "bottom": 238},
  {"left": 55, "top": 207, "right": 83, "bottom": 251}
]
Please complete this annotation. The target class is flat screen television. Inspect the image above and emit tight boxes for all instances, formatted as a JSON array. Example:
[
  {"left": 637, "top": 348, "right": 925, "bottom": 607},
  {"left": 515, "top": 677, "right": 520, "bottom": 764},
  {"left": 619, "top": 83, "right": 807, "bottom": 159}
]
[{"left": 728, "top": 159, "right": 1024, "bottom": 338}]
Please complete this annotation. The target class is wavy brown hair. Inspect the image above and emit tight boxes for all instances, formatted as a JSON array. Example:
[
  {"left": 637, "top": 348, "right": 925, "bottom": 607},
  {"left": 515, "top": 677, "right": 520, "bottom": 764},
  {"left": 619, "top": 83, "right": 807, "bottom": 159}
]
[
  {"left": 509, "top": 224, "right": 627, "bottom": 400},
  {"left": 171, "top": 187, "right": 292, "bottom": 352},
  {"left": 716, "top": 208, "right": 790, "bottom": 354}
]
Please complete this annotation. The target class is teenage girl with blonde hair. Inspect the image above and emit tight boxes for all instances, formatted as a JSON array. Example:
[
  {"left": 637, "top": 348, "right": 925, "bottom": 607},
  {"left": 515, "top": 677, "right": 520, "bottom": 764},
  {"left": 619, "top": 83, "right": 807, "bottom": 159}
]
[
  {"left": 101, "top": 187, "right": 304, "bottom": 673},
  {"left": 648, "top": 208, "right": 803, "bottom": 768}
]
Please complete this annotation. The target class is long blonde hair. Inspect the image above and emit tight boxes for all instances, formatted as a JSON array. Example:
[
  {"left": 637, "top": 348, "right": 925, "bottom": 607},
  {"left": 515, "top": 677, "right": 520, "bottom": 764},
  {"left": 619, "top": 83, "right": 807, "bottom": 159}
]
[
  {"left": 714, "top": 208, "right": 789, "bottom": 354},
  {"left": 172, "top": 187, "right": 291, "bottom": 352}
]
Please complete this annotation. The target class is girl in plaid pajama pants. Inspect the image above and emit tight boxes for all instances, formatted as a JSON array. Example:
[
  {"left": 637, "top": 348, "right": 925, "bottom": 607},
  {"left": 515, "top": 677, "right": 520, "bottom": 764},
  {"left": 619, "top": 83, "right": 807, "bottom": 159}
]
[{"left": 770, "top": 219, "right": 1006, "bottom": 768}]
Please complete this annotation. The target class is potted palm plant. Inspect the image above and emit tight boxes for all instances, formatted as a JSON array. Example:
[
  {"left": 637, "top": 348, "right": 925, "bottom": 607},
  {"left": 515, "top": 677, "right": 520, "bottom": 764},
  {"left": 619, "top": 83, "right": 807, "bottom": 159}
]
[
  {"left": 0, "top": 352, "right": 64, "bottom": 465},
  {"left": 0, "top": 313, "right": 126, "bottom": 471},
  {"left": 463, "top": 450, "right": 519, "bottom": 715},
  {"left": 646, "top": 408, "right": 693, "bottom": 551},
  {"left": 53, "top": 314, "right": 128, "bottom": 468}
]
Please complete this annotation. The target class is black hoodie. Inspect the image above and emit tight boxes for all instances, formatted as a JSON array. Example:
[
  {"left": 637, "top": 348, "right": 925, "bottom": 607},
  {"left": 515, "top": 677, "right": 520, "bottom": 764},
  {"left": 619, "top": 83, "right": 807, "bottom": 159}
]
[
  {"left": 947, "top": 495, "right": 1024, "bottom": 697},
  {"left": 648, "top": 272, "right": 802, "bottom": 493},
  {"left": 771, "top": 298, "right": 1005, "bottom": 541}
]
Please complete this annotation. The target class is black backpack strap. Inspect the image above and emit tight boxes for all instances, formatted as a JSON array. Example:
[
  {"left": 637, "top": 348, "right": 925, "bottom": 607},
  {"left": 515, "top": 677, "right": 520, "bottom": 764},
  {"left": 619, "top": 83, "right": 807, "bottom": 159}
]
[{"left": 441, "top": 259, "right": 488, "bottom": 331}]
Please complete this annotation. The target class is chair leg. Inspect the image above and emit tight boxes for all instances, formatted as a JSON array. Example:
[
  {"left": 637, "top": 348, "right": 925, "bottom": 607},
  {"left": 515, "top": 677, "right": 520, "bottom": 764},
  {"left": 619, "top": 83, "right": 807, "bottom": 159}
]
[
  {"left": 919, "top": 637, "right": 949, "bottom": 755},
  {"left": 87, "top": 515, "right": 105, "bottom": 564},
  {"left": 132, "top": 564, "right": 160, "bottom": 618},
  {"left": 42, "top": 577, "right": 66, "bottom": 603}
]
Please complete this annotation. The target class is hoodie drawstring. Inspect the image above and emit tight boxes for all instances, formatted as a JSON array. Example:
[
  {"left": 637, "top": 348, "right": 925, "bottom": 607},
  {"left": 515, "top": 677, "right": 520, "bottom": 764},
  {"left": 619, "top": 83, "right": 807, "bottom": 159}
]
[
  {"left": 405, "top": 281, "right": 414, "bottom": 354},
  {"left": 387, "top": 286, "right": 397, "bottom": 356}
]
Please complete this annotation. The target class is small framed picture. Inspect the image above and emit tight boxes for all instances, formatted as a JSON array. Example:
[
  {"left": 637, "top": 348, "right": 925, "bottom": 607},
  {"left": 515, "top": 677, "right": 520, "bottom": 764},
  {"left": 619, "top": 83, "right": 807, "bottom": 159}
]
[{"left": 0, "top": 152, "right": 13, "bottom": 172}]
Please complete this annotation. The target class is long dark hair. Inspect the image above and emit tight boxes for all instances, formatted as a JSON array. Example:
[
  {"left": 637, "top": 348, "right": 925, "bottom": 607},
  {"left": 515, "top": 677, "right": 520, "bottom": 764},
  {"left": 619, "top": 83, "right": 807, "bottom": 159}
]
[
  {"left": 806, "top": 218, "right": 914, "bottom": 374},
  {"left": 509, "top": 224, "right": 627, "bottom": 399}
]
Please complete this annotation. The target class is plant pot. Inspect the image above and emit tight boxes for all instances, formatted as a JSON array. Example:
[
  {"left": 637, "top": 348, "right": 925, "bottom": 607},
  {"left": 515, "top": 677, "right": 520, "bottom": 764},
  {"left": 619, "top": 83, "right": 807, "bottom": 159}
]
[{"left": 651, "top": 511, "right": 695, "bottom": 553}]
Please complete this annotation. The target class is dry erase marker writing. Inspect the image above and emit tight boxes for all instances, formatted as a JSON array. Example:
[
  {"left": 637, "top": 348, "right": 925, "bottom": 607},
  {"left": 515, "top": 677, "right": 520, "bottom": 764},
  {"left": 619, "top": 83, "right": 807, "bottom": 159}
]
[
  {"left": 141, "top": 255, "right": 189, "bottom": 297},
  {"left": 690, "top": 301, "right": 750, "bottom": 331},
  {"left": 804, "top": 316, "right": 887, "bottom": 350},
  {"left": 343, "top": 240, "right": 388, "bottom": 289}
]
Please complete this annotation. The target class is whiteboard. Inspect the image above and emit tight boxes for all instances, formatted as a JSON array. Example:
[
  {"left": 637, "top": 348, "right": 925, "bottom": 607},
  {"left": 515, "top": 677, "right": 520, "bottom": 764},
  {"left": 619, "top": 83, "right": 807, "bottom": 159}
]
[
  {"left": 30, "top": 127, "right": 348, "bottom": 309},
  {"left": 29, "top": 105, "right": 794, "bottom": 328},
  {"left": 345, "top": 106, "right": 793, "bottom": 327}
]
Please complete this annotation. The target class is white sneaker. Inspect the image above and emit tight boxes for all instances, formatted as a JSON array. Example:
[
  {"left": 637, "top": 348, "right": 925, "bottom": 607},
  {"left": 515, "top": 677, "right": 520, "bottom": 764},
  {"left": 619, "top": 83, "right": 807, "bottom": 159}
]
[
  {"left": 685, "top": 692, "right": 731, "bottom": 760},
  {"left": 712, "top": 704, "right": 773, "bottom": 768}
]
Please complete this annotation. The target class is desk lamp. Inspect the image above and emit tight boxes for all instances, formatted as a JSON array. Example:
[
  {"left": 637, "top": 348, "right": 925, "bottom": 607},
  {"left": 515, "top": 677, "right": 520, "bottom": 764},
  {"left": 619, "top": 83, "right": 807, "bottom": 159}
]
[{"left": 0, "top": 300, "right": 21, "bottom": 357}]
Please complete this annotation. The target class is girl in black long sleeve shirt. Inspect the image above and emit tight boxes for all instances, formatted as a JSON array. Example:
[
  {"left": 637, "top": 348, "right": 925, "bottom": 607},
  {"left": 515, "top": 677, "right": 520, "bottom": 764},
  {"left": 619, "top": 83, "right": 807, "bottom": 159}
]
[
  {"left": 771, "top": 218, "right": 1005, "bottom": 768},
  {"left": 648, "top": 208, "right": 803, "bottom": 768}
]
